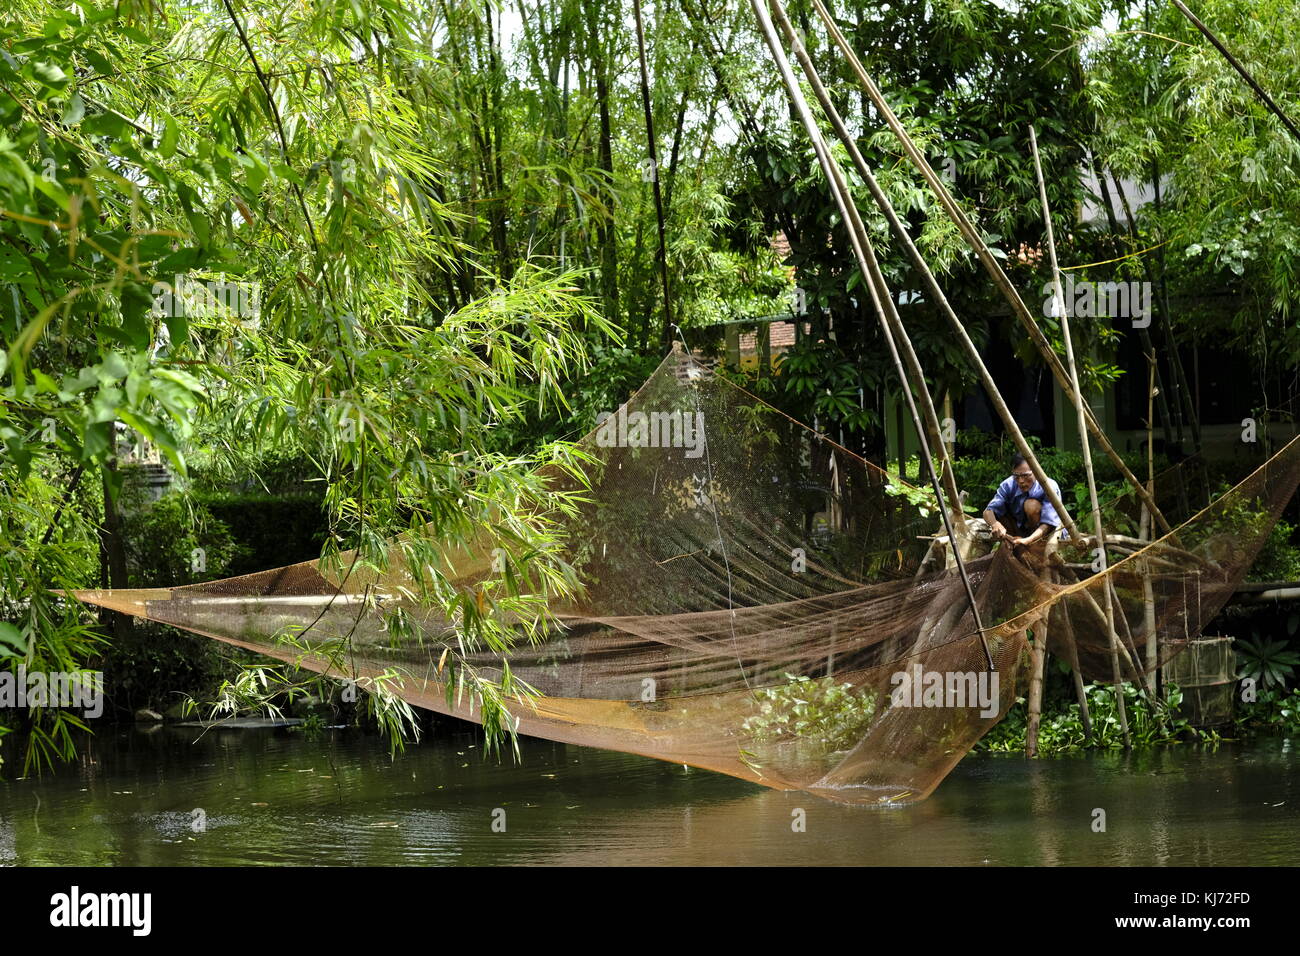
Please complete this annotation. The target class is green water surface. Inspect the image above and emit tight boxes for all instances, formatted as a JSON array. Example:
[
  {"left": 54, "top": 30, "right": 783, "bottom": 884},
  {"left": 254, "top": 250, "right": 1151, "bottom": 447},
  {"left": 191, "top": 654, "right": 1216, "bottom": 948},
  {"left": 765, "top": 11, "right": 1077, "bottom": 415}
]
[{"left": 1, "top": 726, "right": 1296, "bottom": 866}]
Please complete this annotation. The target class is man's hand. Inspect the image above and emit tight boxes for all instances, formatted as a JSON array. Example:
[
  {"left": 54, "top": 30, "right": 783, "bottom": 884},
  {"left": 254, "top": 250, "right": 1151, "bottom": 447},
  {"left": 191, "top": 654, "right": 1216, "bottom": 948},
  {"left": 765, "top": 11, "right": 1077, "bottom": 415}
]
[
  {"left": 983, "top": 509, "right": 1012, "bottom": 543},
  {"left": 1012, "top": 524, "right": 1051, "bottom": 548}
]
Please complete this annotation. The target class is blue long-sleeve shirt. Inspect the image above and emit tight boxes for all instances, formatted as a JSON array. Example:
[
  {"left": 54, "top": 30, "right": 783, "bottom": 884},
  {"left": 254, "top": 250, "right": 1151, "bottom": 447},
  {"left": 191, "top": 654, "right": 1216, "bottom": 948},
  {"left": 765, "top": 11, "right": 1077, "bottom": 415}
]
[{"left": 985, "top": 476, "right": 1066, "bottom": 535}]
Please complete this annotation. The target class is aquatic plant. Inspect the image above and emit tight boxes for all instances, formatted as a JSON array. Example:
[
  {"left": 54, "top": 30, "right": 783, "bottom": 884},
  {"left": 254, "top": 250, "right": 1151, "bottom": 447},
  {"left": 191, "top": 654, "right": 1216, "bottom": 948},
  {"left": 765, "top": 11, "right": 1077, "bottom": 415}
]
[
  {"left": 1234, "top": 636, "right": 1300, "bottom": 691},
  {"left": 1237, "top": 687, "right": 1300, "bottom": 736},
  {"left": 743, "top": 674, "right": 879, "bottom": 750},
  {"left": 976, "top": 681, "right": 1218, "bottom": 755}
]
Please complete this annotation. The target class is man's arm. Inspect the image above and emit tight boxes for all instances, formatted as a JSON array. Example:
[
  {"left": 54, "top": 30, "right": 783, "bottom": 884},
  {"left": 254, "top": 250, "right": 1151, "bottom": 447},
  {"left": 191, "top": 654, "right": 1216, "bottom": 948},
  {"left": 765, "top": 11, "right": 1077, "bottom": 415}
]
[
  {"left": 983, "top": 507, "right": 1010, "bottom": 540},
  {"left": 1012, "top": 522, "right": 1053, "bottom": 546},
  {"left": 983, "top": 479, "right": 1012, "bottom": 541}
]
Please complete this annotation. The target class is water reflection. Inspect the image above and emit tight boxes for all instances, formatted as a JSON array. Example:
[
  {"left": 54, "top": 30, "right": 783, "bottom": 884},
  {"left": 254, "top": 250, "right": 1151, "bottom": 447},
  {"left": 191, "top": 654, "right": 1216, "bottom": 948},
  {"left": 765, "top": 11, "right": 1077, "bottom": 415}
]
[{"left": 0, "top": 727, "right": 1296, "bottom": 866}]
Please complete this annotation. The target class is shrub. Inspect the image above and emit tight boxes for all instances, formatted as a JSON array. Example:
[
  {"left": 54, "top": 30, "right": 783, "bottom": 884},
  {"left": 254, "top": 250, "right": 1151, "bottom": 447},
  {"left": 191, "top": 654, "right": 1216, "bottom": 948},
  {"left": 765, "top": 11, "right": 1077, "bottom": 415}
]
[
  {"left": 976, "top": 681, "right": 1217, "bottom": 754},
  {"left": 121, "top": 487, "right": 247, "bottom": 588},
  {"left": 1246, "top": 517, "right": 1300, "bottom": 582}
]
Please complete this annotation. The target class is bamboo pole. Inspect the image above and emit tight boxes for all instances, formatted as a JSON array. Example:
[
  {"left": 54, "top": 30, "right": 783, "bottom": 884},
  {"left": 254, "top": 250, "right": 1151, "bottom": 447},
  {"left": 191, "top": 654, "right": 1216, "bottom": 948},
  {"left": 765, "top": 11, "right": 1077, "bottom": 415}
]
[
  {"left": 1063, "top": 575, "right": 1136, "bottom": 743},
  {"left": 1026, "top": 611, "right": 1049, "bottom": 758},
  {"left": 1055, "top": 595, "right": 1094, "bottom": 741},
  {"left": 767, "top": 1, "right": 965, "bottom": 528},
  {"left": 749, "top": 0, "right": 994, "bottom": 669},
  {"left": 1106, "top": 576, "right": 1158, "bottom": 693},
  {"left": 808, "top": 0, "right": 1175, "bottom": 540},
  {"left": 1064, "top": 574, "right": 1142, "bottom": 677},
  {"left": 769, "top": 0, "right": 1077, "bottom": 538},
  {"left": 1171, "top": 0, "right": 1300, "bottom": 146},
  {"left": 1143, "top": 353, "right": 1160, "bottom": 677},
  {"left": 1029, "top": 124, "right": 1130, "bottom": 749}
]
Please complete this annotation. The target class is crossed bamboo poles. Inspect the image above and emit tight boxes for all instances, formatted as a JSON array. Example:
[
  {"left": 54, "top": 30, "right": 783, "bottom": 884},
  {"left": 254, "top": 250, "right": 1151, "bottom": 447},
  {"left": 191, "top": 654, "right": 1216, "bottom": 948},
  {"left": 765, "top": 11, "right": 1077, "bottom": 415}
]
[{"left": 746, "top": 0, "right": 1184, "bottom": 745}]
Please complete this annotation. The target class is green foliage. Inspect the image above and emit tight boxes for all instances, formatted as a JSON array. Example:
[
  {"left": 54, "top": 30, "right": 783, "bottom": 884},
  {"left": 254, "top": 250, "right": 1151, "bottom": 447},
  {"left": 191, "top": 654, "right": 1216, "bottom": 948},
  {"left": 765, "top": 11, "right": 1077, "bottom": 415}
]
[
  {"left": 976, "top": 681, "right": 1219, "bottom": 755},
  {"left": 0, "top": 456, "right": 104, "bottom": 774},
  {"left": 1191, "top": 482, "right": 1283, "bottom": 569},
  {"left": 185, "top": 661, "right": 327, "bottom": 726},
  {"left": 1246, "top": 518, "right": 1300, "bottom": 582},
  {"left": 1234, "top": 636, "right": 1300, "bottom": 691},
  {"left": 884, "top": 470, "right": 940, "bottom": 519},
  {"left": 1237, "top": 687, "right": 1300, "bottom": 735},
  {"left": 743, "top": 674, "right": 879, "bottom": 751},
  {"left": 517, "top": 344, "right": 661, "bottom": 446},
  {"left": 120, "top": 488, "right": 246, "bottom": 589},
  {"left": 0, "top": 0, "right": 637, "bottom": 766},
  {"left": 1091, "top": 0, "right": 1300, "bottom": 359},
  {"left": 293, "top": 712, "right": 328, "bottom": 736},
  {"left": 777, "top": 339, "right": 880, "bottom": 432}
]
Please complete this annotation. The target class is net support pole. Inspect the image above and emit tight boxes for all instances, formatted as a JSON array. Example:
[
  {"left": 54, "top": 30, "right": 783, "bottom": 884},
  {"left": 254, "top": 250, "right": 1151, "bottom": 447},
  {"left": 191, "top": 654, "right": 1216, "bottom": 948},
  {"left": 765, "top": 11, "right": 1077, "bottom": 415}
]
[
  {"left": 1026, "top": 609, "right": 1049, "bottom": 758},
  {"left": 771, "top": 0, "right": 1077, "bottom": 541},
  {"left": 750, "top": 0, "right": 994, "bottom": 670},
  {"left": 1171, "top": 0, "right": 1300, "bottom": 146},
  {"left": 808, "top": 0, "right": 1175, "bottom": 541},
  {"left": 1055, "top": 582, "right": 1094, "bottom": 741},
  {"left": 1029, "top": 124, "right": 1130, "bottom": 747},
  {"left": 767, "top": 0, "right": 964, "bottom": 530}
]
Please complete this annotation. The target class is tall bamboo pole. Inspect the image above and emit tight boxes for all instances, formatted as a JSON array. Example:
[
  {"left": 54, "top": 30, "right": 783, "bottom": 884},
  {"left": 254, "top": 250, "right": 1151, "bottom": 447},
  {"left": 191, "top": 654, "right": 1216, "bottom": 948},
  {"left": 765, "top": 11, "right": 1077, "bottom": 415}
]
[
  {"left": 749, "top": 0, "right": 993, "bottom": 669},
  {"left": 1056, "top": 590, "right": 1094, "bottom": 741},
  {"left": 768, "top": 0, "right": 1083, "bottom": 540},
  {"left": 1026, "top": 610, "right": 1049, "bottom": 758},
  {"left": 1143, "top": 353, "right": 1160, "bottom": 681},
  {"left": 767, "top": 1, "right": 964, "bottom": 528},
  {"left": 1171, "top": 0, "right": 1300, "bottom": 146},
  {"left": 808, "top": 0, "right": 1174, "bottom": 540},
  {"left": 1029, "top": 125, "right": 1130, "bottom": 748}
]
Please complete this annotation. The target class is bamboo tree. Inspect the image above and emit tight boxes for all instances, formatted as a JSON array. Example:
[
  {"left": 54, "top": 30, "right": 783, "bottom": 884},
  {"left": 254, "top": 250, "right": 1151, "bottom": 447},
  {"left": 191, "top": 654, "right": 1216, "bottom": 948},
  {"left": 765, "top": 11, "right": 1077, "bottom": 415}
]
[
  {"left": 582, "top": 0, "right": 621, "bottom": 325},
  {"left": 633, "top": 0, "right": 675, "bottom": 352}
]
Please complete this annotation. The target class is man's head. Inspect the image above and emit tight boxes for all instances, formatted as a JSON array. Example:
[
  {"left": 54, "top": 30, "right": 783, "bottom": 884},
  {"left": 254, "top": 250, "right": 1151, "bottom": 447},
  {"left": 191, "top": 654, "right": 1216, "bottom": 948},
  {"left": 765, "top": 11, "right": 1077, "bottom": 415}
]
[{"left": 1011, "top": 454, "right": 1035, "bottom": 489}]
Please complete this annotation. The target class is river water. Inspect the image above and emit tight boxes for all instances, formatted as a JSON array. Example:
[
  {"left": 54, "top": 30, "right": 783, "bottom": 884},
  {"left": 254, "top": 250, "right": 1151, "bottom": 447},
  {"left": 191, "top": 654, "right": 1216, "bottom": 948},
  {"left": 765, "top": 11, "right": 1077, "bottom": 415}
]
[{"left": 1, "top": 726, "right": 1297, "bottom": 866}]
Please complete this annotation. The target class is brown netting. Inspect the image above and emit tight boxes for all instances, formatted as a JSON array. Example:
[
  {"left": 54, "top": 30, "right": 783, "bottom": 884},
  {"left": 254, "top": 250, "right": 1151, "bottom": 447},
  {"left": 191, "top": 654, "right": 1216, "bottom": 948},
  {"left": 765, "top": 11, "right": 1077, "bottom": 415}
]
[{"left": 73, "top": 347, "right": 1300, "bottom": 804}]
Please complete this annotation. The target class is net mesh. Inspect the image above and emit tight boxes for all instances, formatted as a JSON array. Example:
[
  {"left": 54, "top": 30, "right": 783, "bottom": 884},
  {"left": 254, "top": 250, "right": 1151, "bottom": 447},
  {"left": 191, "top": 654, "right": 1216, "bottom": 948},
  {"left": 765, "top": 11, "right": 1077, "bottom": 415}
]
[{"left": 74, "top": 348, "right": 1300, "bottom": 804}]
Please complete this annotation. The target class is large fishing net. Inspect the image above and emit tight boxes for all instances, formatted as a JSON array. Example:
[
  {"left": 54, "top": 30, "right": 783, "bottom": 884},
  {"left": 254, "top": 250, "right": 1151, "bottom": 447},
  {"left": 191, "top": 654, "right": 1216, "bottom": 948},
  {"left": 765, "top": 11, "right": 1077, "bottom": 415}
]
[{"left": 74, "top": 347, "right": 1300, "bottom": 804}]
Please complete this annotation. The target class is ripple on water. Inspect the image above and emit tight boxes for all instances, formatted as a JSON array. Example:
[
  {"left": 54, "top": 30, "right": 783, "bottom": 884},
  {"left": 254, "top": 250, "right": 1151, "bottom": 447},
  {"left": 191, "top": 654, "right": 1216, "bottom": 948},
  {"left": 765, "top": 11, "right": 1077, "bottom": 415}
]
[{"left": 0, "top": 728, "right": 1297, "bottom": 865}]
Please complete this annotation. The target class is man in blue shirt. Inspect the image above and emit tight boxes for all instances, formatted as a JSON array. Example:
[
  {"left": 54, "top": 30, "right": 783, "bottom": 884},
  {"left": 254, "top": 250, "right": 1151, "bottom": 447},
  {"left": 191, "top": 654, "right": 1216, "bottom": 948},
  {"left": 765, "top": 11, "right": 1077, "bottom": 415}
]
[{"left": 983, "top": 454, "right": 1065, "bottom": 547}]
